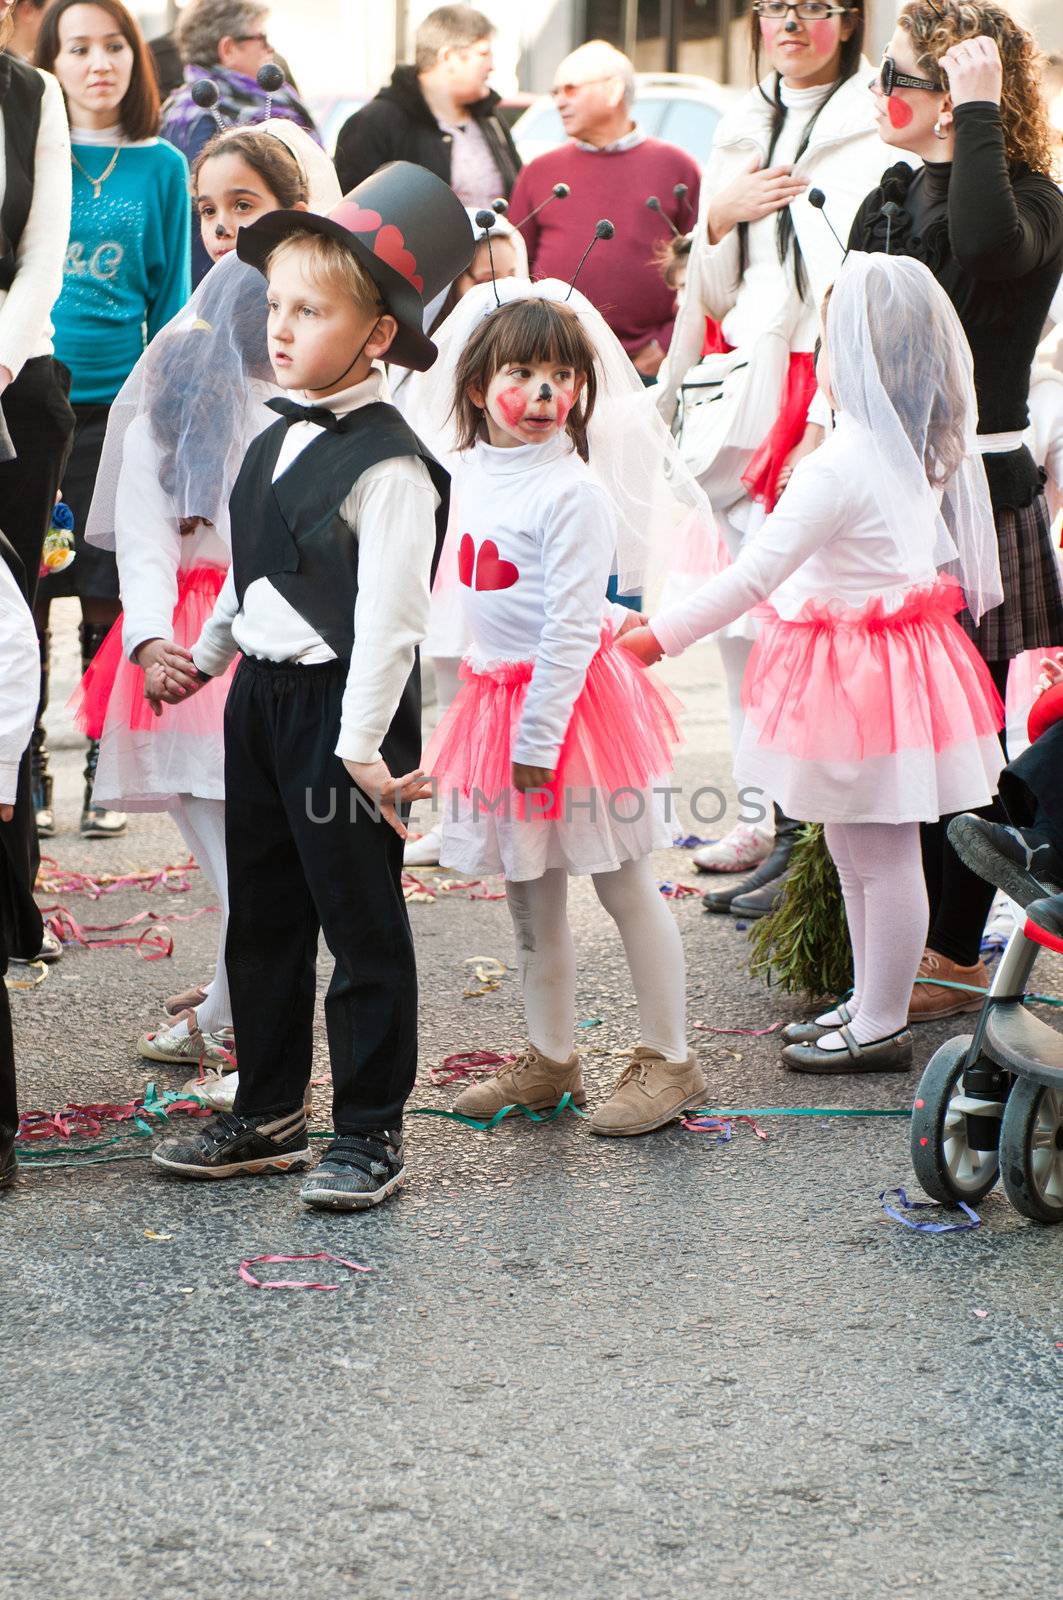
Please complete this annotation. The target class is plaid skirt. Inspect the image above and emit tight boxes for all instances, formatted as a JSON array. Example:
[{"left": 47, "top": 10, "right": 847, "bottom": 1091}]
[{"left": 959, "top": 490, "right": 1063, "bottom": 664}]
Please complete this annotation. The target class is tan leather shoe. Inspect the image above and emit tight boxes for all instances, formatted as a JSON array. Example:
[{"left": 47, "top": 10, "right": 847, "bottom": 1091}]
[
  {"left": 589, "top": 1046, "right": 707, "bottom": 1137},
  {"left": 908, "top": 948, "right": 989, "bottom": 1023},
  {"left": 452, "top": 1045, "right": 585, "bottom": 1118}
]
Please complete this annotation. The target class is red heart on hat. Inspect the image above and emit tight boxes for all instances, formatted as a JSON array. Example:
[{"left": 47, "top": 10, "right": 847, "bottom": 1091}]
[
  {"left": 373, "top": 224, "right": 424, "bottom": 293},
  {"left": 474, "top": 540, "right": 519, "bottom": 592},
  {"left": 331, "top": 203, "right": 382, "bottom": 235},
  {"left": 457, "top": 532, "right": 475, "bottom": 588}
]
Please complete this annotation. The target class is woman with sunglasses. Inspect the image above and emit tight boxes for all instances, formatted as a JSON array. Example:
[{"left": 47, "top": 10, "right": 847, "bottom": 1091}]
[
  {"left": 849, "top": 1, "right": 1063, "bottom": 1024},
  {"left": 655, "top": 0, "right": 893, "bottom": 914}
]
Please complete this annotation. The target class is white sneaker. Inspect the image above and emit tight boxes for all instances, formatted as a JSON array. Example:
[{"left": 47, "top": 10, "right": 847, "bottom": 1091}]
[
  {"left": 182, "top": 1070, "right": 314, "bottom": 1116},
  {"left": 404, "top": 826, "right": 441, "bottom": 867},
  {"left": 138, "top": 1019, "right": 235, "bottom": 1067},
  {"left": 983, "top": 890, "right": 1020, "bottom": 951},
  {"left": 692, "top": 821, "right": 773, "bottom": 874}
]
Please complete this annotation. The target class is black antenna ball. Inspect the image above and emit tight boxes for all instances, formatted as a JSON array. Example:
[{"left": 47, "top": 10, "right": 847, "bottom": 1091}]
[
  {"left": 474, "top": 209, "right": 497, "bottom": 232},
  {"left": 595, "top": 219, "right": 615, "bottom": 240},
  {"left": 807, "top": 187, "right": 826, "bottom": 210},
  {"left": 552, "top": 183, "right": 570, "bottom": 199},
  {"left": 256, "top": 63, "right": 285, "bottom": 93},
  {"left": 191, "top": 79, "right": 220, "bottom": 109},
  {"left": 673, "top": 182, "right": 688, "bottom": 202},
  {"left": 491, "top": 197, "right": 509, "bottom": 215},
  {"left": 646, "top": 195, "right": 662, "bottom": 213}
]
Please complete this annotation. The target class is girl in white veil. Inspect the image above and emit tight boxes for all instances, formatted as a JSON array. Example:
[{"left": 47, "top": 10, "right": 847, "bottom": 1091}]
[
  {"left": 623, "top": 252, "right": 1005, "bottom": 1077},
  {"left": 75, "top": 121, "right": 341, "bottom": 1091}
]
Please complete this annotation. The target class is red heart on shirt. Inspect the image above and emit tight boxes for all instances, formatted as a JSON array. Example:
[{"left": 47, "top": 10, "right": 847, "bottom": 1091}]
[
  {"left": 457, "top": 532, "right": 475, "bottom": 587},
  {"left": 474, "top": 540, "right": 519, "bottom": 591}
]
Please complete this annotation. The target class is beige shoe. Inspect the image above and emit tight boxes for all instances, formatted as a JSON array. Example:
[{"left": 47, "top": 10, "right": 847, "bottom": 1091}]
[
  {"left": 908, "top": 948, "right": 989, "bottom": 1023},
  {"left": 590, "top": 1046, "right": 707, "bottom": 1137},
  {"left": 452, "top": 1045, "right": 585, "bottom": 1118}
]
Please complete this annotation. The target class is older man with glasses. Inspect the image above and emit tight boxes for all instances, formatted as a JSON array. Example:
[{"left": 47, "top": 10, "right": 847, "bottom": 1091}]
[
  {"left": 509, "top": 40, "right": 700, "bottom": 382},
  {"left": 160, "top": 0, "right": 318, "bottom": 283}
]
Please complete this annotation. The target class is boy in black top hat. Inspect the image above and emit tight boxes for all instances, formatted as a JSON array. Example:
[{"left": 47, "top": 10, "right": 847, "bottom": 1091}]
[{"left": 151, "top": 162, "right": 474, "bottom": 1210}]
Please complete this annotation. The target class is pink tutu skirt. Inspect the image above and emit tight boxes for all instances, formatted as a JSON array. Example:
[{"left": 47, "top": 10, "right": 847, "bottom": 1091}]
[
  {"left": 72, "top": 564, "right": 236, "bottom": 812},
  {"left": 735, "top": 576, "right": 1006, "bottom": 824},
  {"left": 425, "top": 630, "right": 682, "bottom": 881}
]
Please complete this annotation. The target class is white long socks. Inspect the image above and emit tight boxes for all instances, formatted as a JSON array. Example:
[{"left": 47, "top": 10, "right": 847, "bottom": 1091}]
[
  {"left": 716, "top": 634, "right": 756, "bottom": 758},
  {"left": 167, "top": 795, "right": 231, "bottom": 1035},
  {"left": 504, "top": 857, "right": 688, "bottom": 1065},
  {"left": 822, "top": 821, "right": 928, "bottom": 1046}
]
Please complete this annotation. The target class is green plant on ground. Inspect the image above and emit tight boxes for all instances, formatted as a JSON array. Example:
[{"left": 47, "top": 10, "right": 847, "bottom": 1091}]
[{"left": 748, "top": 823, "right": 853, "bottom": 1001}]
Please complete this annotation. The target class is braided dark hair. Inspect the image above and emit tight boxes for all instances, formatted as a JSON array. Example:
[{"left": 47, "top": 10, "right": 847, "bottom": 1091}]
[{"left": 738, "top": 3, "right": 866, "bottom": 302}]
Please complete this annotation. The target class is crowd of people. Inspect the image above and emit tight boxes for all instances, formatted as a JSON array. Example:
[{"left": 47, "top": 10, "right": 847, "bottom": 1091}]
[{"left": 0, "top": 0, "right": 1061, "bottom": 1211}]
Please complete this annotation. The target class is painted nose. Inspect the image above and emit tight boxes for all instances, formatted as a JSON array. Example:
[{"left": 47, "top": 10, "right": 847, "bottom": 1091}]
[
  {"left": 537, "top": 383, "right": 552, "bottom": 401},
  {"left": 784, "top": 18, "right": 799, "bottom": 31},
  {"left": 215, "top": 223, "right": 229, "bottom": 237}
]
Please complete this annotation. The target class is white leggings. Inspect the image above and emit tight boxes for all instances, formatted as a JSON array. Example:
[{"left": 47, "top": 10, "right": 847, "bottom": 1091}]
[
  {"left": 167, "top": 795, "right": 231, "bottom": 1035},
  {"left": 504, "top": 857, "right": 688, "bottom": 1064},
  {"left": 823, "top": 821, "right": 928, "bottom": 1043}
]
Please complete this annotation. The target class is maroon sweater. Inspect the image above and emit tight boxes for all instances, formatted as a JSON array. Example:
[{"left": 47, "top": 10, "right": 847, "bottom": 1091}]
[{"left": 510, "top": 137, "right": 701, "bottom": 356}]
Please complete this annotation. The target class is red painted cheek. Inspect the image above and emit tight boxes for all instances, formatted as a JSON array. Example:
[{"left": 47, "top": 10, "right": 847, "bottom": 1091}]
[
  {"left": 554, "top": 389, "right": 575, "bottom": 428},
  {"left": 806, "top": 20, "right": 838, "bottom": 53},
  {"left": 759, "top": 20, "right": 775, "bottom": 45},
  {"left": 887, "top": 96, "right": 914, "bottom": 130},
  {"left": 495, "top": 386, "right": 528, "bottom": 428}
]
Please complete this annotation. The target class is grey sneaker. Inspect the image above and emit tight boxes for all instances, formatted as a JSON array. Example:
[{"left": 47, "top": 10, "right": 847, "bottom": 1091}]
[
  {"left": 300, "top": 1128, "right": 405, "bottom": 1211},
  {"left": 152, "top": 1108, "right": 310, "bottom": 1179}
]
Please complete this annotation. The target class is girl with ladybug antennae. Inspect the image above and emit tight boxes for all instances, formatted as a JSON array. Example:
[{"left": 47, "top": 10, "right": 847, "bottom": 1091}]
[{"left": 402, "top": 255, "right": 725, "bottom": 1139}]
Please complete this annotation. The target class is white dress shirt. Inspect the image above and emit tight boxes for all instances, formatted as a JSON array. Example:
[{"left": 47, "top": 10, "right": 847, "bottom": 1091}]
[{"left": 192, "top": 369, "right": 440, "bottom": 765}]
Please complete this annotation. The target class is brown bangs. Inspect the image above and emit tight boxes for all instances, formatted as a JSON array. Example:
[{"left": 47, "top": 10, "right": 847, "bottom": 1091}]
[{"left": 451, "top": 298, "right": 598, "bottom": 460}]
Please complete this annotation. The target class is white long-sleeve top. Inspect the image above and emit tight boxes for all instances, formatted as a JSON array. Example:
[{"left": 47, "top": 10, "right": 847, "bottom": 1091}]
[
  {"left": 0, "top": 556, "right": 40, "bottom": 804},
  {"left": 114, "top": 391, "right": 275, "bottom": 662},
  {"left": 192, "top": 369, "right": 440, "bottom": 765},
  {"left": 651, "top": 413, "right": 938, "bottom": 655},
  {"left": 0, "top": 70, "right": 71, "bottom": 381},
  {"left": 455, "top": 434, "right": 623, "bottom": 769}
]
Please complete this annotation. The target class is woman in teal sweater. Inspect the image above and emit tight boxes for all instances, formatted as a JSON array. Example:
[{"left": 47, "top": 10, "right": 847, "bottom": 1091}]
[{"left": 35, "top": 0, "right": 189, "bottom": 838}]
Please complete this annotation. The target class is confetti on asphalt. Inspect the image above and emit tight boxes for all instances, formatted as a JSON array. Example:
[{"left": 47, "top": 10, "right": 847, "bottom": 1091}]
[
  {"left": 238, "top": 1252, "right": 372, "bottom": 1291},
  {"left": 878, "top": 1186, "right": 981, "bottom": 1234}
]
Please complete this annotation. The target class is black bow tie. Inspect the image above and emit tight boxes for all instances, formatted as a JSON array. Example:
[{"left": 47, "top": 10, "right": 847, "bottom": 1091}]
[{"left": 266, "top": 396, "right": 348, "bottom": 432}]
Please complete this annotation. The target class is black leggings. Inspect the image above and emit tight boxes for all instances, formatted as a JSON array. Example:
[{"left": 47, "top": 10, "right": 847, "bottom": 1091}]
[{"left": 920, "top": 657, "right": 1011, "bottom": 968}]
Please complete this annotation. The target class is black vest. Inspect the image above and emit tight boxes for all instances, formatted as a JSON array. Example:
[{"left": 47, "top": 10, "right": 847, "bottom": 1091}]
[
  {"left": 228, "top": 401, "right": 450, "bottom": 772},
  {"left": 0, "top": 54, "right": 45, "bottom": 294}
]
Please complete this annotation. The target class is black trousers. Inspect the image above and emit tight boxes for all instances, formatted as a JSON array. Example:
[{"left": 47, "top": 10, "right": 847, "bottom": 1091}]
[
  {"left": 998, "top": 719, "right": 1063, "bottom": 856},
  {"left": 225, "top": 656, "right": 418, "bottom": 1133},
  {"left": 0, "top": 356, "right": 75, "bottom": 607},
  {"left": 0, "top": 746, "right": 44, "bottom": 1144}
]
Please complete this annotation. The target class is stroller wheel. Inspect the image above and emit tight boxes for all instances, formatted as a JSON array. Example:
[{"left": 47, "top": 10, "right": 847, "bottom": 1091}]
[
  {"left": 1000, "top": 1078, "right": 1063, "bottom": 1224},
  {"left": 910, "top": 1037, "right": 1001, "bottom": 1204}
]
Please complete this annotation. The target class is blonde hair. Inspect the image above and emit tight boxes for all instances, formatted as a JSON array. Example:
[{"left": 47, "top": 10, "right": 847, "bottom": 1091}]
[
  {"left": 264, "top": 233, "right": 383, "bottom": 315},
  {"left": 899, "top": 1, "right": 1054, "bottom": 176}
]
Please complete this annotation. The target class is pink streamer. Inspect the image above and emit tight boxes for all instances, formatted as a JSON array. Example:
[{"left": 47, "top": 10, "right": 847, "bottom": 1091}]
[{"left": 238, "top": 1252, "right": 372, "bottom": 1291}]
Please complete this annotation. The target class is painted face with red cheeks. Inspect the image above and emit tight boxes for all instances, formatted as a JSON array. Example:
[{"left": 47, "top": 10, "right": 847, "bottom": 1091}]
[
  {"left": 759, "top": 9, "right": 848, "bottom": 87},
  {"left": 475, "top": 357, "right": 584, "bottom": 449},
  {"left": 871, "top": 27, "right": 950, "bottom": 152}
]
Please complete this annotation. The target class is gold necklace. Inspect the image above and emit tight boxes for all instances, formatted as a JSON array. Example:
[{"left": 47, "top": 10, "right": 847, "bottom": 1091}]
[{"left": 71, "top": 147, "right": 121, "bottom": 200}]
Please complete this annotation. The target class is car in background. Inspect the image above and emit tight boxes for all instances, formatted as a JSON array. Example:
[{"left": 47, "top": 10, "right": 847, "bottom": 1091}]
[{"left": 512, "top": 72, "right": 737, "bottom": 168}]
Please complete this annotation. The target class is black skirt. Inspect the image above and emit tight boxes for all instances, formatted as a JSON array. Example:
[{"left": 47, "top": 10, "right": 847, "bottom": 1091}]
[
  {"left": 36, "top": 402, "right": 120, "bottom": 601},
  {"left": 959, "top": 487, "right": 1063, "bottom": 664}
]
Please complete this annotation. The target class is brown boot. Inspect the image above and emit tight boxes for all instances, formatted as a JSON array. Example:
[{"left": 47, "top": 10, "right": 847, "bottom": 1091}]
[
  {"left": 908, "top": 948, "right": 989, "bottom": 1023},
  {"left": 589, "top": 1046, "right": 706, "bottom": 1137},
  {"left": 452, "top": 1045, "right": 585, "bottom": 1118}
]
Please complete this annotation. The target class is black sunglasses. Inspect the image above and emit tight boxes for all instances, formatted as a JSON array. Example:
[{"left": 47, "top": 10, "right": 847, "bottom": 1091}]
[{"left": 871, "top": 55, "right": 942, "bottom": 96}]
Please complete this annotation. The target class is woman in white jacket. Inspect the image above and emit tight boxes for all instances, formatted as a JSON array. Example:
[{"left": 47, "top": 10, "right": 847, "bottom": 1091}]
[{"left": 656, "top": 1, "right": 906, "bottom": 914}]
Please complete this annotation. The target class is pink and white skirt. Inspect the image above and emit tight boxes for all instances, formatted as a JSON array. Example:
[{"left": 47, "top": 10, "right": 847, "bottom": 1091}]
[
  {"left": 735, "top": 576, "right": 1005, "bottom": 823},
  {"left": 425, "top": 630, "right": 682, "bottom": 881},
  {"left": 71, "top": 564, "right": 236, "bottom": 811}
]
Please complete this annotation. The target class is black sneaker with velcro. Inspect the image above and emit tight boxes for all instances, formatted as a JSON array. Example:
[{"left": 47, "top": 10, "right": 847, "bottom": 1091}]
[
  {"left": 152, "top": 1107, "right": 311, "bottom": 1179},
  {"left": 300, "top": 1128, "right": 405, "bottom": 1211}
]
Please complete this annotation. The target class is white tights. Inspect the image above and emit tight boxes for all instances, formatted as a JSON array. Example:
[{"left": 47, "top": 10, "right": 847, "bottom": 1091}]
[
  {"left": 716, "top": 634, "right": 755, "bottom": 758},
  {"left": 504, "top": 857, "right": 688, "bottom": 1064},
  {"left": 821, "top": 821, "right": 928, "bottom": 1045},
  {"left": 167, "top": 795, "right": 231, "bottom": 1035}
]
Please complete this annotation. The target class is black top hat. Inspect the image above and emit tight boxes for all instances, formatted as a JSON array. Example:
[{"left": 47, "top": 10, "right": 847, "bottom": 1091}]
[{"left": 237, "top": 161, "right": 475, "bottom": 371}]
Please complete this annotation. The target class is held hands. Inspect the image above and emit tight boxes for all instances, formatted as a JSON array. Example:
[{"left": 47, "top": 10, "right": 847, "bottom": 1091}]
[
  {"left": 342, "top": 758, "right": 434, "bottom": 839},
  {"left": 940, "top": 35, "right": 1003, "bottom": 109},
  {"left": 136, "top": 638, "right": 204, "bottom": 717},
  {"left": 707, "top": 156, "right": 808, "bottom": 244},
  {"left": 618, "top": 621, "right": 664, "bottom": 666},
  {"left": 512, "top": 763, "right": 555, "bottom": 794}
]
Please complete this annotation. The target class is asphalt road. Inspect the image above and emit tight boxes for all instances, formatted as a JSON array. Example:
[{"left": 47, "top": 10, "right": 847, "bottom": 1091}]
[{"left": 1, "top": 601, "right": 1059, "bottom": 1600}]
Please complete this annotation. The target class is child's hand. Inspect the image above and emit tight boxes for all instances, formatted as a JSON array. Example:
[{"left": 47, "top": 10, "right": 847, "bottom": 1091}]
[
  {"left": 614, "top": 610, "right": 646, "bottom": 638},
  {"left": 136, "top": 638, "right": 202, "bottom": 698},
  {"left": 343, "top": 758, "right": 433, "bottom": 839},
  {"left": 0, "top": 805, "right": 13, "bottom": 822},
  {"left": 776, "top": 422, "right": 824, "bottom": 492},
  {"left": 1035, "top": 652, "right": 1063, "bottom": 697},
  {"left": 512, "top": 762, "right": 555, "bottom": 794},
  {"left": 619, "top": 624, "right": 664, "bottom": 666}
]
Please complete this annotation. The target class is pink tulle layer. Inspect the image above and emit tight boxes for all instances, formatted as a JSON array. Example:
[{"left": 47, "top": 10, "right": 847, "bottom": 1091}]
[
  {"left": 742, "top": 575, "right": 1004, "bottom": 762},
  {"left": 71, "top": 565, "right": 235, "bottom": 741},
  {"left": 425, "top": 630, "right": 682, "bottom": 821}
]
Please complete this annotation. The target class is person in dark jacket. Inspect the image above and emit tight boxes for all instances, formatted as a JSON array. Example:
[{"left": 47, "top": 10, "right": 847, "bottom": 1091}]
[{"left": 335, "top": 4, "right": 519, "bottom": 205}]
